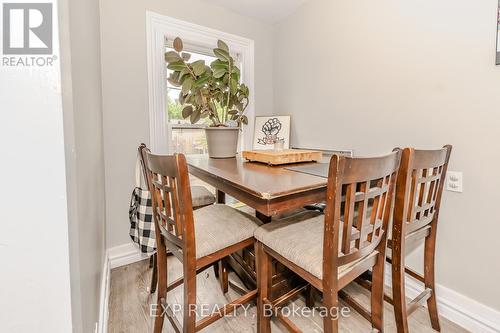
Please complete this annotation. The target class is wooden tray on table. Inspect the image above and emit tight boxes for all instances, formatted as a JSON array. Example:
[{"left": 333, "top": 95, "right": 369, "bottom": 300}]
[{"left": 242, "top": 149, "right": 322, "bottom": 166}]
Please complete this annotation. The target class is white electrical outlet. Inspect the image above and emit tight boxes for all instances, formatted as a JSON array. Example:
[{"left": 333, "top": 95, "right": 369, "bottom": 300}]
[{"left": 446, "top": 171, "right": 463, "bottom": 192}]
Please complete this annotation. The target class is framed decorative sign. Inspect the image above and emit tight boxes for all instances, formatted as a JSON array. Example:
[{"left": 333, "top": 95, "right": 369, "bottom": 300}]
[
  {"left": 497, "top": 0, "right": 500, "bottom": 65},
  {"left": 252, "top": 116, "right": 291, "bottom": 150}
]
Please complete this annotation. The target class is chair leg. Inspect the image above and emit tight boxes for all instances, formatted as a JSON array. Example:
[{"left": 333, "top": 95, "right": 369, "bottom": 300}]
[
  {"left": 305, "top": 284, "right": 315, "bottom": 308},
  {"left": 149, "top": 253, "right": 155, "bottom": 268},
  {"left": 371, "top": 254, "right": 385, "bottom": 332},
  {"left": 256, "top": 242, "right": 272, "bottom": 333},
  {"left": 322, "top": 287, "right": 339, "bottom": 333},
  {"left": 219, "top": 258, "right": 229, "bottom": 294},
  {"left": 150, "top": 254, "right": 158, "bottom": 294},
  {"left": 424, "top": 224, "right": 441, "bottom": 331},
  {"left": 154, "top": 246, "right": 168, "bottom": 333},
  {"left": 213, "top": 261, "right": 220, "bottom": 279},
  {"left": 183, "top": 266, "right": 197, "bottom": 333},
  {"left": 392, "top": 246, "right": 409, "bottom": 333}
]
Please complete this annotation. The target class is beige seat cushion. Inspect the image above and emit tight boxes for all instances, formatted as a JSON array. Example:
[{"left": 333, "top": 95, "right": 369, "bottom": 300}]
[
  {"left": 254, "top": 211, "right": 378, "bottom": 279},
  {"left": 191, "top": 185, "right": 216, "bottom": 208},
  {"left": 194, "top": 204, "right": 261, "bottom": 259}
]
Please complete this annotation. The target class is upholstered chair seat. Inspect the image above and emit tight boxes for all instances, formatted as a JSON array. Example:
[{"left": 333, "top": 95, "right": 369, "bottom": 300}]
[
  {"left": 254, "top": 211, "right": 378, "bottom": 279},
  {"left": 192, "top": 204, "right": 261, "bottom": 258},
  {"left": 190, "top": 185, "right": 216, "bottom": 208}
]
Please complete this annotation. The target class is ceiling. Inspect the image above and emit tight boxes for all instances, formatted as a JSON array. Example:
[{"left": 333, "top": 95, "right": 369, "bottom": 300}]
[{"left": 202, "top": 0, "right": 310, "bottom": 24}]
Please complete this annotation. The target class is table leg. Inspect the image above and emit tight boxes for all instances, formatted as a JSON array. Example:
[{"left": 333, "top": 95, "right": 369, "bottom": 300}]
[
  {"left": 256, "top": 211, "right": 272, "bottom": 223},
  {"left": 216, "top": 189, "right": 226, "bottom": 204}
]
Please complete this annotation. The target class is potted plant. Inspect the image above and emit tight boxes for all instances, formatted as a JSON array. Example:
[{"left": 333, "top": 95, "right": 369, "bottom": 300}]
[{"left": 165, "top": 37, "right": 249, "bottom": 158}]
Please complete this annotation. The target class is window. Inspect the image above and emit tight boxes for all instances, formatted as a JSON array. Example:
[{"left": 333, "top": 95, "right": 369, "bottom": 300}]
[{"left": 146, "top": 12, "right": 255, "bottom": 154}]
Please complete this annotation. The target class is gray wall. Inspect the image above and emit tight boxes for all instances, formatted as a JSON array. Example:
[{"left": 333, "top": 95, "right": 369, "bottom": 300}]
[
  {"left": 274, "top": 0, "right": 500, "bottom": 311},
  {"left": 59, "top": 0, "right": 106, "bottom": 331},
  {"left": 100, "top": 0, "right": 274, "bottom": 248}
]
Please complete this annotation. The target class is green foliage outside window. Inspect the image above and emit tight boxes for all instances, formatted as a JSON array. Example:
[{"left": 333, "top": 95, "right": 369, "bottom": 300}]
[{"left": 167, "top": 96, "right": 183, "bottom": 120}]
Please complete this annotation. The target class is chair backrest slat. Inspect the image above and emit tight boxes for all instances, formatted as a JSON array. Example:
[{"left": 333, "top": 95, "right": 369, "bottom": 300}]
[
  {"left": 341, "top": 183, "right": 356, "bottom": 254},
  {"left": 323, "top": 151, "right": 401, "bottom": 269},
  {"left": 355, "top": 181, "right": 369, "bottom": 249}
]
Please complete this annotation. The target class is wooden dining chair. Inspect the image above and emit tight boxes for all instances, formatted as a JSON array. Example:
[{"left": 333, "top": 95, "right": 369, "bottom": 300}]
[
  {"left": 144, "top": 150, "right": 260, "bottom": 333},
  {"left": 388, "top": 145, "right": 452, "bottom": 333},
  {"left": 255, "top": 151, "right": 401, "bottom": 333},
  {"left": 138, "top": 144, "right": 216, "bottom": 294}
]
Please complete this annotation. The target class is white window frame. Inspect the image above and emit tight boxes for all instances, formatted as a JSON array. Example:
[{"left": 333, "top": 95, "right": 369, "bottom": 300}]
[{"left": 146, "top": 11, "right": 255, "bottom": 154}]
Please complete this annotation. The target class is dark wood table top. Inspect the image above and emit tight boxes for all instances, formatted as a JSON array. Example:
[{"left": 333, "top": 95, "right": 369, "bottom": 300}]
[{"left": 187, "top": 155, "right": 327, "bottom": 200}]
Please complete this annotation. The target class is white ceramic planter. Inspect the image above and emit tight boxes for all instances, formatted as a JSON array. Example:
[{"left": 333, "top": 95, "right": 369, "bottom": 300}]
[{"left": 205, "top": 127, "right": 239, "bottom": 158}]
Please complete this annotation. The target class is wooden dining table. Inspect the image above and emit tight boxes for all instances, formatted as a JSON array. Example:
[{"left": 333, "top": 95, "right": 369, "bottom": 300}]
[
  {"left": 187, "top": 155, "right": 328, "bottom": 219},
  {"left": 187, "top": 154, "right": 328, "bottom": 293}
]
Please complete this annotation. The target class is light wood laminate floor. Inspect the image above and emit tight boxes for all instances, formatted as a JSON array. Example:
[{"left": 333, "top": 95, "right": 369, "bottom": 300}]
[{"left": 108, "top": 257, "right": 468, "bottom": 333}]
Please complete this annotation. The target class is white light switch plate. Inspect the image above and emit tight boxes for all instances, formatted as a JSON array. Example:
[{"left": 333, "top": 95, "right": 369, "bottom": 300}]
[{"left": 446, "top": 171, "right": 463, "bottom": 192}]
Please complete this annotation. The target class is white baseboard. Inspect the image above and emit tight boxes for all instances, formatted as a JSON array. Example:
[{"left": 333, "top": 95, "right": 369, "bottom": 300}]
[
  {"left": 97, "top": 251, "right": 110, "bottom": 333},
  {"left": 385, "top": 265, "right": 500, "bottom": 333},
  {"left": 108, "top": 242, "right": 149, "bottom": 269}
]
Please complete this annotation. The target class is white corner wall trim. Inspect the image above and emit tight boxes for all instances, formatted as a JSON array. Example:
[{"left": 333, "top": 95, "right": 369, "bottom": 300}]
[
  {"left": 146, "top": 11, "right": 255, "bottom": 154},
  {"left": 385, "top": 267, "right": 500, "bottom": 333},
  {"left": 97, "top": 252, "right": 110, "bottom": 333}
]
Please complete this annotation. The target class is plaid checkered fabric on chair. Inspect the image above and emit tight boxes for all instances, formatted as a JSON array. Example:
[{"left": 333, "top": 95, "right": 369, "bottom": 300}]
[
  {"left": 129, "top": 186, "right": 156, "bottom": 254},
  {"left": 129, "top": 153, "right": 156, "bottom": 254}
]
